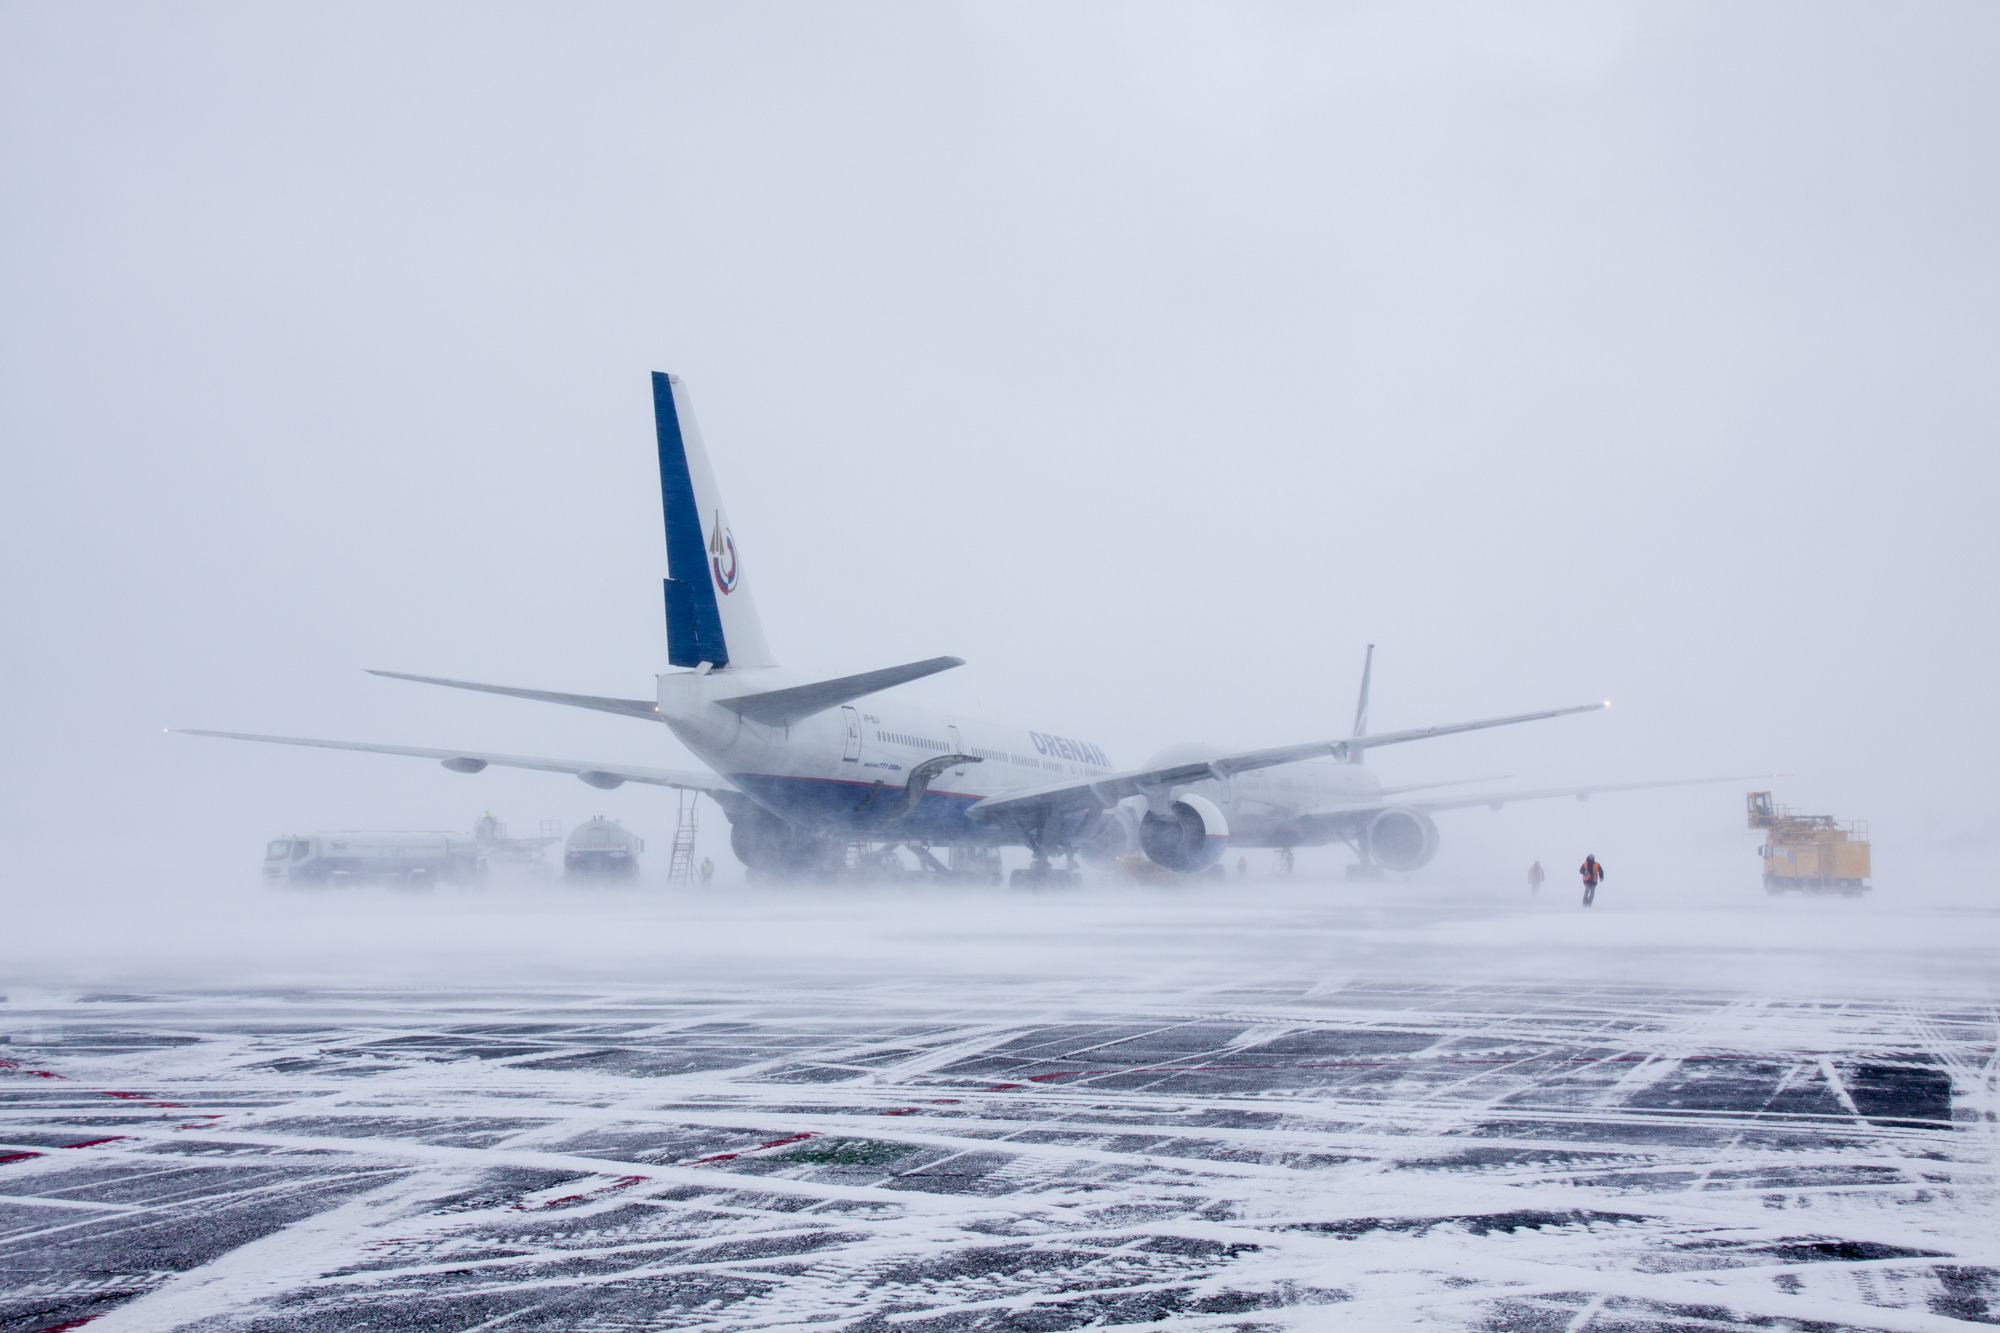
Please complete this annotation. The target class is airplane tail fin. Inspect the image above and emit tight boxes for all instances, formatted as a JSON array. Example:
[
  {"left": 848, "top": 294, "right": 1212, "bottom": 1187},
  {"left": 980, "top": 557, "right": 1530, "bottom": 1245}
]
[
  {"left": 653, "top": 372, "right": 775, "bottom": 669},
  {"left": 1350, "top": 643, "right": 1374, "bottom": 762}
]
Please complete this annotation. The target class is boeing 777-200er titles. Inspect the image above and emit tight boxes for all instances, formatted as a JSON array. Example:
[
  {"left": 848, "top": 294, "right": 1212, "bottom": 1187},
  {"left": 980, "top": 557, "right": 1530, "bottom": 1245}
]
[{"left": 186, "top": 374, "right": 1735, "bottom": 883}]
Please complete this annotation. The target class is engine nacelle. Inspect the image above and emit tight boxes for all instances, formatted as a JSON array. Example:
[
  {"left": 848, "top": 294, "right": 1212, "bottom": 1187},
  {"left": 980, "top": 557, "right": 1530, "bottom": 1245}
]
[
  {"left": 1363, "top": 806, "right": 1440, "bottom": 872},
  {"left": 1139, "top": 794, "right": 1229, "bottom": 874}
]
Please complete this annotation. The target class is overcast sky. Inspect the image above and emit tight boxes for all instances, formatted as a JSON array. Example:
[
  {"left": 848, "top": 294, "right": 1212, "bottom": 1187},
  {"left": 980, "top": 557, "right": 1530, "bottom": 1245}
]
[{"left": 3, "top": 3, "right": 1994, "bottom": 890}]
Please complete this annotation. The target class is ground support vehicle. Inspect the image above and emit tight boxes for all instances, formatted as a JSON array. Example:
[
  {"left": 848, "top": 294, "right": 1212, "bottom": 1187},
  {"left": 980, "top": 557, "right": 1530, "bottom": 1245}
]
[
  {"left": 264, "top": 832, "right": 485, "bottom": 885},
  {"left": 1747, "top": 791, "right": 1870, "bottom": 896},
  {"left": 565, "top": 818, "right": 645, "bottom": 878},
  {"left": 473, "top": 812, "right": 562, "bottom": 873}
]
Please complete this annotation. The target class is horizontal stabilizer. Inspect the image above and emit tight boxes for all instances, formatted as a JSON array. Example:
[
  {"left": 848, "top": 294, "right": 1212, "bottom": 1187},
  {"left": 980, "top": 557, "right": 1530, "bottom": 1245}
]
[
  {"left": 368, "top": 670, "right": 662, "bottom": 722},
  {"left": 716, "top": 656, "right": 965, "bottom": 727},
  {"left": 177, "top": 729, "right": 729, "bottom": 795}
]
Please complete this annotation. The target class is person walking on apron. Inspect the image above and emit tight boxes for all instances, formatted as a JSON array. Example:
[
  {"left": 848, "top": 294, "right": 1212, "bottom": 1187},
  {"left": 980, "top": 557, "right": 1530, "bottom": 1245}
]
[
  {"left": 1578, "top": 854, "right": 1605, "bottom": 907},
  {"left": 1527, "top": 861, "right": 1545, "bottom": 895}
]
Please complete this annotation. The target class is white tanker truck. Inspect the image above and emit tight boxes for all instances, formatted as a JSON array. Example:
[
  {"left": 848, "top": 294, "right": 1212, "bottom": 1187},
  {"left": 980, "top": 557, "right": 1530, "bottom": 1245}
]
[
  {"left": 564, "top": 817, "right": 644, "bottom": 878},
  {"left": 263, "top": 831, "right": 486, "bottom": 885}
]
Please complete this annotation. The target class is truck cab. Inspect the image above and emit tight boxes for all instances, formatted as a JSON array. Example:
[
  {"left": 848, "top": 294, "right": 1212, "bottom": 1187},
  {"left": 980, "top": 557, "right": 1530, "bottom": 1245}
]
[{"left": 264, "top": 836, "right": 318, "bottom": 877}]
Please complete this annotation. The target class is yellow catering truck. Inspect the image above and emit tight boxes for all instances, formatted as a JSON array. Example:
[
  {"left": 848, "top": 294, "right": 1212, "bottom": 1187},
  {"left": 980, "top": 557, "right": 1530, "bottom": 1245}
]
[{"left": 1747, "top": 792, "right": 1870, "bottom": 896}]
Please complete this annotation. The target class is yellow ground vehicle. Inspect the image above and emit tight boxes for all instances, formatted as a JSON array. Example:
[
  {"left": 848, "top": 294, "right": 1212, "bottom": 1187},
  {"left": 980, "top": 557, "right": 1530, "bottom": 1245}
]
[{"left": 1747, "top": 792, "right": 1870, "bottom": 896}]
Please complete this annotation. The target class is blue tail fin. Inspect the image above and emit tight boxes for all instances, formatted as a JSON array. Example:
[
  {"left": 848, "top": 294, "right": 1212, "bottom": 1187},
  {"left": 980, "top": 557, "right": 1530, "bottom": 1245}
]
[{"left": 653, "top": 373, "right": 775, "bottom": 669}]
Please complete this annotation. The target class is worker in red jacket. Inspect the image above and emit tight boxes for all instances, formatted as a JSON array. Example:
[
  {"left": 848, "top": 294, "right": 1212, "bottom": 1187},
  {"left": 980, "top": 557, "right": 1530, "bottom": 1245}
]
[
  {"left": 1579, "top": 854, "right": 1605, "bottom": 907},
  {"left": 1527, "top": 861, "right": 1545, "bottom": 894}
]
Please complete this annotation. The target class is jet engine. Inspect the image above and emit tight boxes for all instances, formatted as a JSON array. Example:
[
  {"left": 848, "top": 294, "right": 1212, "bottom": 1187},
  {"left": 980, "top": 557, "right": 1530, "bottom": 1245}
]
[
  {"left": 1138, "top": 794, "right": 1229, "bottom": 874},
  {"left": 1363, "top": 806, "right": 1440, "bottom": 872},
  {"left": 727, "top": 804, "right": 830, "bottom": 875}
]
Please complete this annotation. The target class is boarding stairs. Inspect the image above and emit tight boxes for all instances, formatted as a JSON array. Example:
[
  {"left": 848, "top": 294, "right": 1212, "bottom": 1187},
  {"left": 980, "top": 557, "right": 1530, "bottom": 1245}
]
[{"left": 666, "top": 789, "right": 701, "bottom": 887}]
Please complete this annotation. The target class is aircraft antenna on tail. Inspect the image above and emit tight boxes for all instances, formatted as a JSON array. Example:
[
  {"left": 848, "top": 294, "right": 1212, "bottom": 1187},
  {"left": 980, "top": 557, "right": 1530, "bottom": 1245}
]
[{"left": 1350, "top": 643, "right": 1374, "bottom": 763}]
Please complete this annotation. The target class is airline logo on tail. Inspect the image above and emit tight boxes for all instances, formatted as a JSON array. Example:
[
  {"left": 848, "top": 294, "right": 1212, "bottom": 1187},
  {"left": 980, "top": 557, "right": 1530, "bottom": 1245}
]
[{"left": 708, "top": 514, "right": 739, "bottom": 594}]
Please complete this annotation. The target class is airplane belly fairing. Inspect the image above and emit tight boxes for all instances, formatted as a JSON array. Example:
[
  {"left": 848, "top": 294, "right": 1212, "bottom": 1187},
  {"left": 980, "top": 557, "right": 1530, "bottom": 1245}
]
[{"left": 724, "top": 771, "right": 999, "bottom": 843}]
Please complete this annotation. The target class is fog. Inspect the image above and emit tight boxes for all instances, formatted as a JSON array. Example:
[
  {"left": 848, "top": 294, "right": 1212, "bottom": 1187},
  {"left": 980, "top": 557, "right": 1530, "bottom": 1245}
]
[
  {"left": 7, "top": 875, "right": 2000, "bottom": 1008},
  {"left": 4, "top": 7, "right": 1997, "bottom": 957}
]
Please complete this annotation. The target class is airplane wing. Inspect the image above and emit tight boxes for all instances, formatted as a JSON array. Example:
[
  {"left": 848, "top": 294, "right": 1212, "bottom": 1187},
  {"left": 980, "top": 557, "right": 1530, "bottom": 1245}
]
[
  {"left": 967, "top": 700, "right": 1607, "bottom": 819},
  {"left": 1376, "top": 775, "right": 1509, "bottom": 797},
  {"left": 1269, "top": 773, "right": 1767, "bottom": 844},
  {"left": 177, "top": 729, "right": 734, "bottom": 795},
  {"left": 1410, "top": 774, "right": 1770, "bottom": 813}
]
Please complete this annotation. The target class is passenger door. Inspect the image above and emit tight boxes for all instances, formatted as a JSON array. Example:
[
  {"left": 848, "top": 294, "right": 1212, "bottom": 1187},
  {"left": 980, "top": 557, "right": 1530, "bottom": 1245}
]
[{"left": 841, "top": 706, "right": 863, "bottom": 763}]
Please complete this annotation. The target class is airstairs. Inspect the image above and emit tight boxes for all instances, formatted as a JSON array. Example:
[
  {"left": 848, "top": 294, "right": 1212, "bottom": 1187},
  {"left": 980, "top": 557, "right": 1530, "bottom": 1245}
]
[{"left": 666, "top": 789, "right": 701, "bottom": 886}]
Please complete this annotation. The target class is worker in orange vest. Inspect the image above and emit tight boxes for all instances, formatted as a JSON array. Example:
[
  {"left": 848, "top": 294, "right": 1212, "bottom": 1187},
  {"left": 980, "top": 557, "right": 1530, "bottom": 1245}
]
[
  {"left": 1527, "top": 861, "right": 1544, "bottom": 894},
  {"left": 1579, "top": 854, "right": 1605, "bottom": 907}
]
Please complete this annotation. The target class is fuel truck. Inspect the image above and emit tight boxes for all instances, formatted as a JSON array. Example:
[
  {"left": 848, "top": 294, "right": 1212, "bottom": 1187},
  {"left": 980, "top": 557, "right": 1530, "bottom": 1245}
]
[
  {"left": 263, "top": 832, "right": 485, "bottom": 885},
  {"left": 564, "top": 818, "right": 644, "bottom": 878}
]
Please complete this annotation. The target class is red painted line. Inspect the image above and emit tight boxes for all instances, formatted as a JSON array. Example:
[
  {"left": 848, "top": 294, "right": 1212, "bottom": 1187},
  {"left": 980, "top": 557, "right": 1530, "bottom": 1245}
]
[
  {"left": 0, "top": 1151, "right": 43, "bottom": 1165},
  {"left": 37, "top": 1317, "right": 101, "bottom": 1331},
  {"left": 879, "top": 1108, "right": 919, "bottom": 1116},
  {"left": 0, "top": 1060, "right": 58, "bottom": 1076},
  {"left": 59, "top": 1137, "right": 126, "bottom": 1150},
  {"left": 3, "top": 1056, "right": 186, "bottom": 1104},
  {"left": 690, "top": 1131, "right": 819, "bottom": 1166}
]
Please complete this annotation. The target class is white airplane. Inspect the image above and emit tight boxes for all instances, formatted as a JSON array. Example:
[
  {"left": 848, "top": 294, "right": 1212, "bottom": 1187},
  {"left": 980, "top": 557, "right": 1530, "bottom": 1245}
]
[{"left": 187, "top": 374, "right": 1720, "bottom": 884}]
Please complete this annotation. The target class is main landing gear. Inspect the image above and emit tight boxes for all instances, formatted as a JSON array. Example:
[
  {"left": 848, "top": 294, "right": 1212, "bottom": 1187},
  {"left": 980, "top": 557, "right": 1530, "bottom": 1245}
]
[
  {"left": 1010, "top": 862, "right": 1082, "bottom": 889},
  {"left": 1010, "top": 808, "right": 1082, "bottom": 888},
  {"left": 1012, "top": 829, "right": 1082, "bottom": 888}
]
